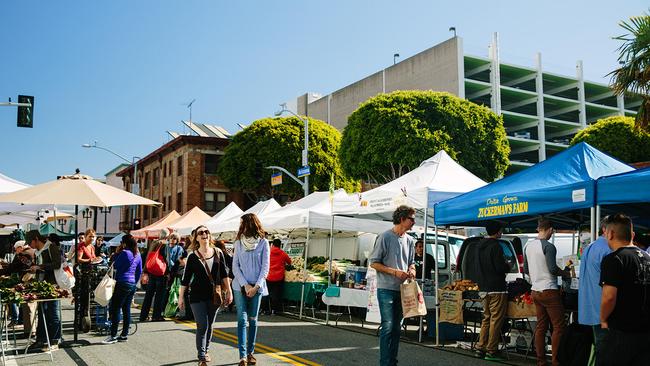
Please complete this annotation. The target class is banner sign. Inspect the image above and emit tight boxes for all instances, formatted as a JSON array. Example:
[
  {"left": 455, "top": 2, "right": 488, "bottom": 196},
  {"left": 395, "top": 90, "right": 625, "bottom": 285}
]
[{"left": 477, "top": 195, "right": 529, "bottom": 219}]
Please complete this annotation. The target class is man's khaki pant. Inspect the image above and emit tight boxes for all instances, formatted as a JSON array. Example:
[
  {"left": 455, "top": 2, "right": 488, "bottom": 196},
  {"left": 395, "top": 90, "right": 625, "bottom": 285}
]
[
  {"left": 21, "top": 302, "right": 38, "bottom": 337},
  {"left": 476, "top": 293, "right": 508, "bottom": 354}
]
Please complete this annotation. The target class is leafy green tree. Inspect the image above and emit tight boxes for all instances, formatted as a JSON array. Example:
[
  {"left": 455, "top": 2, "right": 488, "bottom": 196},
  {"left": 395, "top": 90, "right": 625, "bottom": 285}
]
[
  {"left": 339, "top": 90, "right": 510, "bottom": 183},
  {"left": 570, "top": 116, "right": 650, "bottom": 163},
  {"left": 218, "top": 116, "right": 360, "bottom": 200},
  {"left": 609, "top": 10, "right": 650, "bottom": 130}
]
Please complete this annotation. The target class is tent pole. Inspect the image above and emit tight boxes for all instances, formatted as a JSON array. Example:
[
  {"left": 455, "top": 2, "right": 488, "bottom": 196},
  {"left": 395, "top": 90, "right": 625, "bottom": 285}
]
[
  {"left": 434, "top": 219, "right": 439, "bottom": 347},
  {"left": 595, "top": 205, "right": 601, "bottom": 236},
  {"left": 73, "top": 204, "right": 79, "bottom": 342},
  {"left": 299, "top": 212, "right": 310, "bottom": 319},
  {"left": 589, "top": 207, "right": 596, "bottom": 242},
  {"left": 418, "top": 207, "right": 428, "bottom": 343},
  {"left": 326, "top": 214, "right": 335, "bottom": 325}
]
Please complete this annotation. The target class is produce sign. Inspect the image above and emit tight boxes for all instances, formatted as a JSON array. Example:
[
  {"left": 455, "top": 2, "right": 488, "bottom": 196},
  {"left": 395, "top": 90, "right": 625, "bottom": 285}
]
[{"left": 0, "top": 276, "right": 70, "bottom": 304}]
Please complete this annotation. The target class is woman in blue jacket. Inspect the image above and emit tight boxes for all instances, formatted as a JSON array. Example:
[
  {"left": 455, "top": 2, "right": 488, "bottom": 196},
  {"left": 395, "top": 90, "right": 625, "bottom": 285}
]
[
  {"left": 231, "top": 213, "right": 270, "bottom": 366},
  {"left": 103, "top": 234, "right": 142, "bottom": 344}
]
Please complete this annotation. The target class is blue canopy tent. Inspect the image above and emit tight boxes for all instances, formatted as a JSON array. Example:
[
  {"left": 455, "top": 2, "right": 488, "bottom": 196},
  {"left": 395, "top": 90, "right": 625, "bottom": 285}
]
[
  {"left": 596, "top": 166, "right": 650, "bottom": 229},
  {"left": 433, "top": 143, "right": 634, "bottom": 231}
]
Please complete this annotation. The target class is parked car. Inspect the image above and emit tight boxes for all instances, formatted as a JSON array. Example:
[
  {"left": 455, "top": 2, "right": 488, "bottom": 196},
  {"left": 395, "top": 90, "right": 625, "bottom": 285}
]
[{"left": 407, "top": 231, "right": 466, "bottom": 287}]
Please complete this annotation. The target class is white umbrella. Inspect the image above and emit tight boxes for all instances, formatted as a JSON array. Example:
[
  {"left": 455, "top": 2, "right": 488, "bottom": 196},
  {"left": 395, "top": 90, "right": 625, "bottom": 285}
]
[
  {"left": 0, "top": 170, "right": 160, "bottom": 343},
  {"left": 0, "top": 172, "right": 159, "bottom": 207}
]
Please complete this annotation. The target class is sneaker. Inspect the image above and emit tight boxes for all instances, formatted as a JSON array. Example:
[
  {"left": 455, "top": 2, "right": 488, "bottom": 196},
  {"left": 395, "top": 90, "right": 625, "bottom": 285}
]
[
  {"left": 102, "top": 336, "right": 118, "bottom": 345},
  {"left": 117, "top": 335, "right": 128, "bottom": 342},
  {"left": 474, "top": 350, "right": 486, "bottom": 359},
  {"left": 484, "top": 352, "right": 504, "bottom": 361},
  {"left": 27, "top": 341, "right": 44, "bottom": 351},
  {"left": 42, "top": 344, "right": 59, "bottom": 352},
  {"left": 247, "top": 353, "right": 257, "bottom": 365}
]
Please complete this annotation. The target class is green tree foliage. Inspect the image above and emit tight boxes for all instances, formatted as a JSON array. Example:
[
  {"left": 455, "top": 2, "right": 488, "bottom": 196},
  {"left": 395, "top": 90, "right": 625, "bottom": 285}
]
[
  {"left": 609, "top": 10, "right": 650, "bottom": 130},
  {"left": 339, "top": 91, "right": 510, "bottom": 183},
  {"left": 570, "top": 116, "right": 650, "bottom": 163},
  {"left": 218, "top": 116, "right": 360, "bottom": 199}
]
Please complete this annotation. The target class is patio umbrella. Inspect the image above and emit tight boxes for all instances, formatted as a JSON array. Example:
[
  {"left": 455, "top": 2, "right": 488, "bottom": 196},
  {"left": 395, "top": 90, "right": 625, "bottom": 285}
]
[{"left": 0, "top": 170, "right": 160, "bottom": 343}]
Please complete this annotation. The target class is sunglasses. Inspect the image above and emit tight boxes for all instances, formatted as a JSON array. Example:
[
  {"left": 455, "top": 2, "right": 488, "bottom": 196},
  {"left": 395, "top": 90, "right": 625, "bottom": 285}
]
[
  {"left": 407, "top": 217, "right": 416, "bottom": 222},
  {"left": 197, "top": 230, "right": 210, "bottom": 236}
]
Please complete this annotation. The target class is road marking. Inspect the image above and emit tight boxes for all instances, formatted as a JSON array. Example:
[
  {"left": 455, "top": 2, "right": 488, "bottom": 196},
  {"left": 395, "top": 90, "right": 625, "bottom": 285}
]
[{"left": 176, "top": 320, "right": 321, "bottom": 366}]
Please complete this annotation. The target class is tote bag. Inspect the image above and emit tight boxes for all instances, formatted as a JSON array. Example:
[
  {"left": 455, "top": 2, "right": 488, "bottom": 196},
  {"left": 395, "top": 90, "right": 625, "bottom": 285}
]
[
  {"left": 94, "top": 266, "right": 116, "bottom": 307},
  {"left": 400, "top": 279, "right": 427, "bottom": 318}
]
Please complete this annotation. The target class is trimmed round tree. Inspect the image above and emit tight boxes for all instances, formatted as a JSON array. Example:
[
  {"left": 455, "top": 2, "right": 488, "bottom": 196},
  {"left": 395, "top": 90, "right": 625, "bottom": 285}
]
[
  {"left": 339, "top": 90, "right": 510, "bottom": 183},
  {"left": 218, "top": 116, "right": 360, "bottom": 199},
  {"left": 570, "top": 116, "right": 650, "bottom": 163}
]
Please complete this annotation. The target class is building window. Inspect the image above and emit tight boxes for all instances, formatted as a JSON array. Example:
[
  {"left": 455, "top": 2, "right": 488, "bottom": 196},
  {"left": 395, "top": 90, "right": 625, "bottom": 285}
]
[
  {"left": 204, "top": 154, "right": 221, "bottom": 175},
  {"left": 144, "top": 172, "right": 150, "bottom": 190},
  {"left": 152, "top": 206, "right": 159, "bottom": 219},
  {"left": 177, "top": 192, "right": 183, "bottom": 212},
  {"left": 205, "top": 192, "right": 227, "bottom": 212},
  {"left": 168, "top": 162, "right": 172, "bottom": 177},
  {"left": 153, "top": 168, "right": 160, "bottom": 186},
  {"left": 143, "top": 206, "right": 149, "bottom": 220},
  {"left": 177, "top": 156, "right": 183, "bottom": 176},
  {"left": 163, "top": 163, "right": 167, "bottom": 178}
]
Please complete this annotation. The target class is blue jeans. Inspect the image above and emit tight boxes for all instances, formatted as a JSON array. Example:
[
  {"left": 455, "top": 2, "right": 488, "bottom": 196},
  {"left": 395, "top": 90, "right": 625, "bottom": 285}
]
[
  {"left": 109, "top": 282, "right": 136, "bottom": 337},
  {"left": 140, "top": 275, "right": 166, "bottom": 321},
  {"left": 234, "top": 289, "right": 262, "bottom": 359},
  {"left": 189, "top": 301, "right": 218, "bottom": 361},
  {"left": 377, "top": 288, "right": 402, "bottom": 366},
  {"left": 36, "top": 300, "right": 61, "bottom": 344}
]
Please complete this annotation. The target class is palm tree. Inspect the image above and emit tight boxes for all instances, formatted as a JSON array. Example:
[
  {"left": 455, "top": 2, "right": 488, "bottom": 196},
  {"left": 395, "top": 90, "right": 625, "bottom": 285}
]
[{"left": 609, "top": 10, "right": 650, "bottom": 130}]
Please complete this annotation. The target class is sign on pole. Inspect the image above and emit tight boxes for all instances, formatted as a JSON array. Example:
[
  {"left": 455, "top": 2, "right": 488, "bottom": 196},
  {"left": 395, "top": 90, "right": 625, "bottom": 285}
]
[
  {"left": 297, "top": 165, "right": 311, "bottom": 178},
  {"left": 271, "top": 172, "right": 282, "bottom": 186}
]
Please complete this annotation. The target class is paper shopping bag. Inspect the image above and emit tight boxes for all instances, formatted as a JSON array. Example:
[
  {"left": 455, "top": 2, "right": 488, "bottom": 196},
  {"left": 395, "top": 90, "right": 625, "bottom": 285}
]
[{"left": 400, "top": 279, "right": 427, "bottom": 318}]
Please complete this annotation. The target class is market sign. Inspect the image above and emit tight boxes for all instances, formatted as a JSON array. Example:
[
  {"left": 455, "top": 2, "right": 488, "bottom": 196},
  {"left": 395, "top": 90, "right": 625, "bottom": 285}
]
[
  {"left": 271, "top": 172, "right": 282, "bottom": 186},
  {"left": 297, "top": 165, "right": 311, "bottom": 178},
  {"left": 477, "top": 195, "right": 529, "bottom": 219}
]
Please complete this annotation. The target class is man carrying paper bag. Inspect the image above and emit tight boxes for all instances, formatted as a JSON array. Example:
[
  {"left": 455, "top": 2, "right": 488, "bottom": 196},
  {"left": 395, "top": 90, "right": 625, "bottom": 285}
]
[
  {"left": 400, "top": 279, "right": 427, "bottom": 318},
  {"left": 369, "top": 205, "right": 416, "bottom": 366}
]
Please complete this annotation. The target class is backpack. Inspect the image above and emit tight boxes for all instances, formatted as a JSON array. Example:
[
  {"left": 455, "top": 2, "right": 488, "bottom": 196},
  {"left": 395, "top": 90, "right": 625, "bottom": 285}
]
[{"left": 145, "top": 246, "right": 167, "bottom": 276}]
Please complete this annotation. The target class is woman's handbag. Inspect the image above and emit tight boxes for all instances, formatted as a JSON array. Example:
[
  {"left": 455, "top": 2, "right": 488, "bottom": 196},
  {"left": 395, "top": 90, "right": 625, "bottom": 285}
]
[
  {"left": 145, "top": 246, "right": 167, "bottom": 276},
  {"left": 94, "top": 265, "right": 116, "bottom": 307},
  {"left": 196, "top": 249, "right": 223, "bottom": 308}
]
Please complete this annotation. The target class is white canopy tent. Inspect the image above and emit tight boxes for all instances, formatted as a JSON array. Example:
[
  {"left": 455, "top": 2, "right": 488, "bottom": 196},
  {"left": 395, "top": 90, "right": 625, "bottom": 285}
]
[
  {"left": 177, "top": 202, "right": 243, "bottom": 236},
  {"left": 168, "top": 207, "right": 211, "bottom": 233},
  {"left": 331, "top": 150, "right": 487, "bottom": 342},
  {"left": 209, "top": 198, "right": 281, "bottom": 238}
]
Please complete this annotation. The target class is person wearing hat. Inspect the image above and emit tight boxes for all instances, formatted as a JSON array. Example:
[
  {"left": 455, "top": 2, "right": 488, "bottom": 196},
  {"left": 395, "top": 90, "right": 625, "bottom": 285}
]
[
  {"left": 1, "top": 240, "right": 34, "bottom": 328},
  {"left": 25, "top": 230, "right": 62, "bottom": 351}
]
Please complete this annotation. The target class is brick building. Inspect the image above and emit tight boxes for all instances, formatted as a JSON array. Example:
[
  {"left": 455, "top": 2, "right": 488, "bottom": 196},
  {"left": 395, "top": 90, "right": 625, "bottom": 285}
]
[{"left": 117, "top": 126, "right": 245, "bottom": 230}]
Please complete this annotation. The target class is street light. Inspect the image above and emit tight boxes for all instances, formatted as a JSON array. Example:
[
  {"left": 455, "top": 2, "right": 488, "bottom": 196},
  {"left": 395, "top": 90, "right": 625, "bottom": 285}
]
[
  {"left": 82, "top": 207, "right": 93, "bottom": 230},
  {"left": 449, "top": 26, "right": 457, "bottom": 37},
  {"left": 274, "top": 104, "right": 309, "bottom": 197},
  {"left": 99, "top": 206, "right": 112, "bottom": 234},
  {"left": 393, "top": 53, "right": 400, "bottom": 65},
  {"left": 82, "top": 141, "right": 141, "bottom": 229}
]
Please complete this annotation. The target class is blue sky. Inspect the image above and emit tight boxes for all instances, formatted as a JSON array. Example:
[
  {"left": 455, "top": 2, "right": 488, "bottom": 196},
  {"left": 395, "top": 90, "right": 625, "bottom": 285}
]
[{"left": 0, "top": 0, "right": 646, "bottom": 184}]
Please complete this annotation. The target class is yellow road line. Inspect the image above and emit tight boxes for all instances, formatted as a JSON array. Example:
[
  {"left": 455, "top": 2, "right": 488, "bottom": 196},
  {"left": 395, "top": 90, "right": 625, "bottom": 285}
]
[{"left": 176, "top": 320, "right": 321, "bottom": 366}]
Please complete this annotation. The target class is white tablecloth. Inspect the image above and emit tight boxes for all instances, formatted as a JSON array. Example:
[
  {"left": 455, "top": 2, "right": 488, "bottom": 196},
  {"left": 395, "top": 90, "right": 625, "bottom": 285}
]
[{"left": 322, "top": 287, "right": 369, "bottom": 308}]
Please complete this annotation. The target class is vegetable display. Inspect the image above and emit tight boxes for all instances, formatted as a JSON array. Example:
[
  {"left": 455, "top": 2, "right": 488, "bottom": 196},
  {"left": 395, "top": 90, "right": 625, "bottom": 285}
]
[
  {"left": 0, "top": 275, "right": 70, "bottom": 304},
  {"left": 442, "top": 279, "right": 479, "bottom": 292}
]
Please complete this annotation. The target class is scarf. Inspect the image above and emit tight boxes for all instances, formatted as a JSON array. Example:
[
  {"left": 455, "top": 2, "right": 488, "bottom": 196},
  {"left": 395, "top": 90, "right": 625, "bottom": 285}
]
[{"left": 240, "top": 236, "right": 259, "bottom": 252}]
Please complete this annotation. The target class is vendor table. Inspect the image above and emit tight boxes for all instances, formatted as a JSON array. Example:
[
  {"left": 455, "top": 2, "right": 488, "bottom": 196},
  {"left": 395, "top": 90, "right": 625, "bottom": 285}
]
[
  {"left": 282, "top": 282, "right": 326, "bottom": 306},
  {"left": 322, "top": 287, "right": 368, "bottom": 308},
  {"left": 1, "top": 298, "right": 63, "bottom": 364}
]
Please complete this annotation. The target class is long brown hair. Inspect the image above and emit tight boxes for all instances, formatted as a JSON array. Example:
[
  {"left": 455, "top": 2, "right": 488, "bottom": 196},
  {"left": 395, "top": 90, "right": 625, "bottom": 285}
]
[
  {"left": 236, "top": 213, "right": 265, "bottom": 240},
  {"left": 189, "top": 225, "right": 214, "bottom": 252}
]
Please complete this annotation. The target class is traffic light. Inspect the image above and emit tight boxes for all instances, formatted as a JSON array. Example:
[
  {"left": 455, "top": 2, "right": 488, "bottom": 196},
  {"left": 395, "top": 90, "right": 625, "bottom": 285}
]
[
  {"left": 17, "top": 95, "right": 34, "bottom": 128},
  {"left": 132, "top": 218, "right": 141, "bottom": 230}
]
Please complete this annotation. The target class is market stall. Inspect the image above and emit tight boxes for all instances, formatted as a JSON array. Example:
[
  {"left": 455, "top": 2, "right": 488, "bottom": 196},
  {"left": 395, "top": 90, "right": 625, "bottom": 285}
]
[
  {"left": 167, "top": 206, "right": 211, "bottom": 234},
  {"left": 596, "top": 166, "right": 650, "bottom": 227},
  {"left": 331, "top": 150, "right": 488, "bottom": 342},
  {"left": 177, "top": 201, "right": 243, "bottom": 236},
  {"left": 209, "top": 198, "right": 281, "bottom": 238},
  {"left": 130, "top": 210, "right": 180, "bottom": 239},
  {"left": 432, "top": 142, "right": 633, "bottom": 349}
]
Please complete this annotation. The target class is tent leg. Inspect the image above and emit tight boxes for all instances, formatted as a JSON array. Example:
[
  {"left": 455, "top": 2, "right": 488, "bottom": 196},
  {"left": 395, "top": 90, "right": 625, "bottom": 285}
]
[
  {"left": 299, "top": 215, "right": 310, "bottom": 319},
  {"left": 595, "top": 205, "right": 601, "bottom": 236},
  {"left": 434, "top": 224, "right": 439, "bottom": 347},
  {"left": 73, "top": 205, "right": 79, "bottom": 342},
  {"left": 326, "top": 215, "right": 335, "bottom": 325},
  {"left": 590, "top": 207, "right": 596, "bottom": 242},
  {"left": 418, "top": 208, "right": 429, "bottom": 343}
]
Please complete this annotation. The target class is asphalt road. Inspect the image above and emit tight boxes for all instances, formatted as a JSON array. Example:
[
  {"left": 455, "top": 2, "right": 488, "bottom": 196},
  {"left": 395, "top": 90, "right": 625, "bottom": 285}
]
[{"left": 6, "top": 298, "right": 535, "bottom": 366}]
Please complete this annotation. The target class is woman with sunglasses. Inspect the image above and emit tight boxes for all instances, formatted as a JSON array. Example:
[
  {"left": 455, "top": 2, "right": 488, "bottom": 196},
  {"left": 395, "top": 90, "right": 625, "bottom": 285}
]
[
  {"left": 179, "top": 226, "right": 233, "bottom": 366},
  {"left": 231, "top": 213, "right": 270, "bottom": 366}
]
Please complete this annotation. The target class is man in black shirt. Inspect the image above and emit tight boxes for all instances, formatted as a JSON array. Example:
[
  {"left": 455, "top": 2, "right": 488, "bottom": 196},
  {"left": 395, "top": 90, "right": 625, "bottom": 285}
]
[
  {"left": 414, "top": 239, "right": 434, "bottom": 280},
  {"left": 598, "top": 214, "right": 650, "bottom": 366}
]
